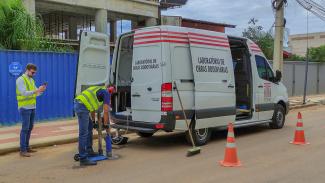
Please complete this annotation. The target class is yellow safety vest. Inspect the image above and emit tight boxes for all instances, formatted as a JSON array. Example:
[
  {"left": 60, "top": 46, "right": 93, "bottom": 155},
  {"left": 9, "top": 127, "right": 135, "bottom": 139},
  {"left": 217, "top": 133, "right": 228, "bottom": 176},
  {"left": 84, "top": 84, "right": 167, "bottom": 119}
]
[
  {"left": 75, "top": 86, "right": 105, "bottom": 112},
  {"left": 16, "top": 75, "right": 37, "bottom": 108}
]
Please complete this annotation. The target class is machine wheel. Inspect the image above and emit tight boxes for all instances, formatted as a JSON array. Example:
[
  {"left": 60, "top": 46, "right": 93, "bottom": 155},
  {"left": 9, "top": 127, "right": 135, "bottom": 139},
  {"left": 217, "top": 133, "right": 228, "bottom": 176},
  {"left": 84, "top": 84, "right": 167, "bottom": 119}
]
[
  {"left": 74, "top": 154, "right": 80, "bottom": 161},
  {"left": 111, "top": 136, "right": 129, "bottom": 145},
  {"left": 136, "top": 132, "right": 154, "bottom": 138},
  {"left": 186, "top": 118, "right": 211, "bottom": 146},
  {"left": 269, "top": 104, "right": 285, "bottom": 129}
]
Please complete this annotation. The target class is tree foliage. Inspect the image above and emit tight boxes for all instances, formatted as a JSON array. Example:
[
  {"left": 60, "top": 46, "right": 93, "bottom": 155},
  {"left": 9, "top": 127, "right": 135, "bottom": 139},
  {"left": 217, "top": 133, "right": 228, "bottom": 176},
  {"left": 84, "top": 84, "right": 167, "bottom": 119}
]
[
  {"left": 242, "top": 18, "right": 274, "bottom": 60},
  {"left": 0, "top": 0, "right": 73, "bottom": 52},
  {"left": 284, "top": 54, "right": 305, "bottom": 61},
  {"left": 308, "top": 45, "right": 325, "bottom": 62}
]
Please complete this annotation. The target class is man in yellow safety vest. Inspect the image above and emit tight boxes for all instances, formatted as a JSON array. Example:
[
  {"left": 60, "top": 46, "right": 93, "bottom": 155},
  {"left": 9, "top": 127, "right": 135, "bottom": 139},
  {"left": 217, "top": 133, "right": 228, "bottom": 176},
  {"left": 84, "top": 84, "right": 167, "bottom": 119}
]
[
  {"left": 16, "top": 63, "right": 46, "bottom": 157},
  {"left": 74, "top": 85, "right": 112, "bottom": 166}
]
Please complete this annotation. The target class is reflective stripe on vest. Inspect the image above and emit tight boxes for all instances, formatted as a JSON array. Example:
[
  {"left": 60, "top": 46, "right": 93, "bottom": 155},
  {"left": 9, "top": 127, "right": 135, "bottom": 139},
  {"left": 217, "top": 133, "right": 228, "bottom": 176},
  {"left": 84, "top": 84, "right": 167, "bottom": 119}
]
[
  {"left": 16, "top": 75, "right": 37, "bottom": 108},
  {"left": 75, "top": 86, "right": 105, "bottom": 112}
]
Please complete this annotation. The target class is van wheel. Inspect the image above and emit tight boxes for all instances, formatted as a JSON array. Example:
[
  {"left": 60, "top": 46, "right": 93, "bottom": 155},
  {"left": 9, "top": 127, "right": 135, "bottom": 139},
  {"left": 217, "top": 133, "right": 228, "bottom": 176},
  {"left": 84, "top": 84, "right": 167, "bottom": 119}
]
[
  {"left": 137, "top": 132, "right": 154, "bottom": 138},
  {"left": 269, "top": 104, "right": 285, "bottom": 129},
  {"left": 186, "top": 119, "right": 211, "bottom": 146}
]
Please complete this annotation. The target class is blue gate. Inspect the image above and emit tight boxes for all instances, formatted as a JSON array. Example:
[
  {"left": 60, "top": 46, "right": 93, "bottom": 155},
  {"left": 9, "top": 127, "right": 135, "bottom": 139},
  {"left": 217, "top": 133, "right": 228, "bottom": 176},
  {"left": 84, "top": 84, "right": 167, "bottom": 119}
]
[{"left": 0, "top": 50, "right": 78, "bottom": 126}]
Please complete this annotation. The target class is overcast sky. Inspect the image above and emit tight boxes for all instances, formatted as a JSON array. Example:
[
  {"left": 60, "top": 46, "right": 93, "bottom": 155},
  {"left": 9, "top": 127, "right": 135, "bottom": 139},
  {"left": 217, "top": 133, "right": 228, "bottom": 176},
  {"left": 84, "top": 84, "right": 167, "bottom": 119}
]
[{"left": 161, "top": 0, "right": 325, "bottom": 36}]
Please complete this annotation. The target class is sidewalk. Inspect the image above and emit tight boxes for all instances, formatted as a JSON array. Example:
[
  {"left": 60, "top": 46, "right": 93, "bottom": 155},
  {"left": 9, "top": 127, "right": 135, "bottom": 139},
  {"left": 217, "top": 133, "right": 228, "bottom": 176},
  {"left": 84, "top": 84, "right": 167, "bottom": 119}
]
[
  {"left": 289, "top": 94, "right": 325, "bottom": 109},
  {"left": 1, "top": 94, "right": 325, "bottom": 155},
  {"left": 0, "top": 119, "right": 78, "bottom": 155}
]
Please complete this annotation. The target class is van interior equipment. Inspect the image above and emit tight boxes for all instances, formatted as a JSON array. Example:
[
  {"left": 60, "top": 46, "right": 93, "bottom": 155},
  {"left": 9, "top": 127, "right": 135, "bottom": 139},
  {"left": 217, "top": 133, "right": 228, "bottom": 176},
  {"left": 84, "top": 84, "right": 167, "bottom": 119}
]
[{"left": 229, "top": 37, "right": 253, "bottom": 120}]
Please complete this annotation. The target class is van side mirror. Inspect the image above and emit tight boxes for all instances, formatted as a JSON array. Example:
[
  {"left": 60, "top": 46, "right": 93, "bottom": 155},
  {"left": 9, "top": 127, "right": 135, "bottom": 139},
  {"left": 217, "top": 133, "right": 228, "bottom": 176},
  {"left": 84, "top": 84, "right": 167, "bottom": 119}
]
[{"left": 275, "top": 70, "right": 282, "bottom": 82}]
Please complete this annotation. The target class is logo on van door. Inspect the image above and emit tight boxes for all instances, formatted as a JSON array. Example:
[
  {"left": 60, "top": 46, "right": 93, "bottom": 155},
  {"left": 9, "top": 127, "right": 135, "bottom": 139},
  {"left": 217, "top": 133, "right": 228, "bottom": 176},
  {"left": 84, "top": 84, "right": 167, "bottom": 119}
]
[
  {"left": 264, "top": 83, "right": 272, "bottom": 102},
  {"left": 196, "top": 57, "right": 228, "bottom": 73},
  {"left": 133, "top": 58, "right": 159, "bottom": 70}
]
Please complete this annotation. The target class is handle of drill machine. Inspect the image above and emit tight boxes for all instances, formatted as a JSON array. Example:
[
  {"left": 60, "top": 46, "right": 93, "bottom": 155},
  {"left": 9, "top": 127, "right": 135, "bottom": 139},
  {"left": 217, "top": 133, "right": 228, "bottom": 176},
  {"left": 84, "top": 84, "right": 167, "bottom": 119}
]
[{"left": 97, "top": 112, "right": 103, "bottom": 155}]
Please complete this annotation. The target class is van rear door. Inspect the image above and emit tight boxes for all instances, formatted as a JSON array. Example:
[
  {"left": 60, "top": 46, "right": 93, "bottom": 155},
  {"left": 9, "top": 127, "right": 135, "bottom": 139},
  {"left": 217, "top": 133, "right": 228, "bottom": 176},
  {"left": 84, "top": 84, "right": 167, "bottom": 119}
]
[
  {"left": 75, "top": 31, "right": 110, "bottom": 95},
  {"left": 131, "top": 28, "right": 163, "bottom": 122},
  {"left": 188, "top": 31, "right": 236, "bottom": 129}
]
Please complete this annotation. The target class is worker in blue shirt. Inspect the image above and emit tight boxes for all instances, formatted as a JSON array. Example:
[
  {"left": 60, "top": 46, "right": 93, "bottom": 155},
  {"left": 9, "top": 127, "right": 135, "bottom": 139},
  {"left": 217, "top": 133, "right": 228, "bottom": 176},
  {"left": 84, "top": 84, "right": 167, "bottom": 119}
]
[{"left": 74, "top": 86, "right": 111, "bottom": 166}]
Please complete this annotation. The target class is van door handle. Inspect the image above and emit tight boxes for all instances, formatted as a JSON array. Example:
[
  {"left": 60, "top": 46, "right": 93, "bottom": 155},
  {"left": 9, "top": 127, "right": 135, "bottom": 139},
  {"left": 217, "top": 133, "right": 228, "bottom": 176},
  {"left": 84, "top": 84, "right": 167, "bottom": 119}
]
[
  {"left": 147, "top": 87, "right": 152, "bottom": 92},
  {"left": 222, "top": 80, "right": 228, "bottom": 83},
  {"left": 132, "top": 94, "right": 141, "bottom": 97},
  {"left": 258, "top": 85, "right": 264, "bottom": 88},
  {"left": 228, "top": 84, "right": 235, "bottom": 88}
]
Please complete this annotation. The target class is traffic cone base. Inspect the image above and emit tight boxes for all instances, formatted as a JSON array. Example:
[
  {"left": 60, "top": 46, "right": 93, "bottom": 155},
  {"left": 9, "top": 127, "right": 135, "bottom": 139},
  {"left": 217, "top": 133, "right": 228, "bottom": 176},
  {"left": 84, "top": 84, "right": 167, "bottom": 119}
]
[
  {"left": 219, "top": 160, "right": 242, "bottom": 167},
  {"left": 290, "top": 141, "right": 310, "bottom": 145}
]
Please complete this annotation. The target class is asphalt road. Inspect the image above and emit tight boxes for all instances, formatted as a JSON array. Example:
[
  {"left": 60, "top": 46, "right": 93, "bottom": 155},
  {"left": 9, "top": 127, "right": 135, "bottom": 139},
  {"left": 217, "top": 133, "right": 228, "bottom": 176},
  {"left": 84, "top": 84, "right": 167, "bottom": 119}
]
[{"left": 1, "top": 106, "right": 325, "bottom": 183}]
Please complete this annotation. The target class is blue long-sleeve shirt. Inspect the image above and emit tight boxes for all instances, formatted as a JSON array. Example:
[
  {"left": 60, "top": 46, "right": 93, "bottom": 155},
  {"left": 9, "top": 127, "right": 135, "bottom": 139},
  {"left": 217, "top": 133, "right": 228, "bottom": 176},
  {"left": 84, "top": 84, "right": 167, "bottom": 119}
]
[{"left": 96, "top": 89, "right": 110, "bottom": 105}]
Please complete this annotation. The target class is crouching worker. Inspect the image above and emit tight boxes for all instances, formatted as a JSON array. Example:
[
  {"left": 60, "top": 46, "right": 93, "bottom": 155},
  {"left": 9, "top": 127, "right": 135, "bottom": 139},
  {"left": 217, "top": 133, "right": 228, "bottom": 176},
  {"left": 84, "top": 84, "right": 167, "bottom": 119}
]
[{"left": 74, "top": 85, "right": 111, "bottom": 166}]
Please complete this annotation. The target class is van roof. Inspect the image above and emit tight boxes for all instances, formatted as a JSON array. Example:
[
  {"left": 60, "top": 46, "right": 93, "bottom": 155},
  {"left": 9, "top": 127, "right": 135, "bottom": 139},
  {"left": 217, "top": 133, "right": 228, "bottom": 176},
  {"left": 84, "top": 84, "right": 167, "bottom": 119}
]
[{"left": 134, "top": 25, "right": 227, "bottom": 36}]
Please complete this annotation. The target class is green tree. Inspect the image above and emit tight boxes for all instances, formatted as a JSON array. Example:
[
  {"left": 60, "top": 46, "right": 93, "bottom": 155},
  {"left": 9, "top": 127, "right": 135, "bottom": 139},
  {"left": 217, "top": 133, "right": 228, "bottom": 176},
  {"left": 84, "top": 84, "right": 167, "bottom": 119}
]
[
  {"left": 285, "top": 54, "right": 305, "bottom": 61},
  {"left": 0, "top": 0, "right": 73, "bottom": 52},
  {"left": 242, "top": 18, "right": 274, "bottom": 60},
  {"left": 308, "top": 45, "right": 325, "bottom": 62}
]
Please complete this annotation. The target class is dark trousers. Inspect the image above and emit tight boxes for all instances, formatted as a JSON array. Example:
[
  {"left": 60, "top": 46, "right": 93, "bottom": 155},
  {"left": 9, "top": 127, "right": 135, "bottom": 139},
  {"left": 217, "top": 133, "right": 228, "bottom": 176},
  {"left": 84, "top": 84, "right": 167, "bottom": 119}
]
[
  {"left": 74, "top": 101, "right": 94, "bottom": 160},
  {"left": 19, "top": 108, "right": 35, "bottom": 152}
]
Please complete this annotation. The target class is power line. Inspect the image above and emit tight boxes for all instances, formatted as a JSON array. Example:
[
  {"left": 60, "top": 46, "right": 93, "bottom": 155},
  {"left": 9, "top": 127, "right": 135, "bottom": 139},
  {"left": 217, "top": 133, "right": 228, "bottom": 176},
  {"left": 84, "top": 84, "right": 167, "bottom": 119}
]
[{"left": 296, "top": 0, "right": 325, "bottom": 21}]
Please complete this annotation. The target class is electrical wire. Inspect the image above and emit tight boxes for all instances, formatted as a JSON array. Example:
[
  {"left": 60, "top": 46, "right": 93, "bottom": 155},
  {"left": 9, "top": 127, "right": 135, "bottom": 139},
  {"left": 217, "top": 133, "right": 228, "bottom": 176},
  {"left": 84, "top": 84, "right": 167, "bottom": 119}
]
[{"left": 296, "top": 0, "right": 325, "bottom": 21}]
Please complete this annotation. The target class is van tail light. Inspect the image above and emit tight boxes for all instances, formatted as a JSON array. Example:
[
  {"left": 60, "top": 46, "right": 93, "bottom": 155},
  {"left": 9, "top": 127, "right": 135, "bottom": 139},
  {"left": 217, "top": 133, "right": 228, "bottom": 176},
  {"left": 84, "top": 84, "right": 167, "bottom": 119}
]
[
  {"left": 161, "top": 83, "right": 173, "bottom": 112},
  {"left": 155, "top": 123, "right": 165, "bottom": 129}
]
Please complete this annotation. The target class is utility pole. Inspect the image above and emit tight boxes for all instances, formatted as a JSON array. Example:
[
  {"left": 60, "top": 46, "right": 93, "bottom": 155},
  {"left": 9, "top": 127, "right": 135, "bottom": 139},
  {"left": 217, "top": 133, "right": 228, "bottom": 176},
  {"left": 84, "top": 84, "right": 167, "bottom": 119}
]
[
  {"left": 273, "top": 0, "right": 285, "bottom": 72},
  {"left": 303, "top": 11, "right": 310, "bottom": 104}
]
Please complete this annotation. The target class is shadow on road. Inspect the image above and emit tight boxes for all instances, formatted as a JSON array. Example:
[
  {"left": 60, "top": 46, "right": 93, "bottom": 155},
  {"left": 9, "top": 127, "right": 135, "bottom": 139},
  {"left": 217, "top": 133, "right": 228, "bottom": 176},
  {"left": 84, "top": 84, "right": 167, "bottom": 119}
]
[{"left": 124, "top": 124, "right": 272, "bottom": 151}]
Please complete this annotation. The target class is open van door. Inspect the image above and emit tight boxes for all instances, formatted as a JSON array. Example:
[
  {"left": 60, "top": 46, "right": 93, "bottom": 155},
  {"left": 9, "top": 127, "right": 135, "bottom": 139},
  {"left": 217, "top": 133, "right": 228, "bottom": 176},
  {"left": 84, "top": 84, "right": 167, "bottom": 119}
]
[
  {"left": 131, "top": 28, "right": 163, "bottom": 123},
  {"left": 75, "top": 31, "right": 110, "bottom": 96},
  {"left": 188, "top": 31, "right": 236, "bottom": 129}
]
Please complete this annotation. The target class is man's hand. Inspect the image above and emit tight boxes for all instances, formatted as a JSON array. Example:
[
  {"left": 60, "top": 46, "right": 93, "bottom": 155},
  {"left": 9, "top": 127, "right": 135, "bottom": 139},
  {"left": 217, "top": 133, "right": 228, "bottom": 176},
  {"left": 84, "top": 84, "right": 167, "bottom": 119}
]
[
  {"left": 103, "top": 124, "right": 109, "bottom": 130},
  {"left": 35, "top": 85, "right": 46, "bottom": 94},
  {"left": 93, "top": 121, "right": 98, "bottom": 129},
  {"left": 39, "top": 85, "right": 46, "bottom": 92}
]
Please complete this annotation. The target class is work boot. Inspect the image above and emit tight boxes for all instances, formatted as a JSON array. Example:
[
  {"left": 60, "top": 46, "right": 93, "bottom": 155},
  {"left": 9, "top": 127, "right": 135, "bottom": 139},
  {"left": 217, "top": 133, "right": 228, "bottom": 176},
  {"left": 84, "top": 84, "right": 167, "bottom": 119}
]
[
  {"left": 27, "top": 148, "right": 37, "bottom": 153},
  {"left": 80, "top": 158, "right": 97, "bottom": 166},
  {"left": 20, "top": 151, "right": 31, "bottom": 157},
  {"left": 106, "top": 152, "right": 119, "bottom": 160}
]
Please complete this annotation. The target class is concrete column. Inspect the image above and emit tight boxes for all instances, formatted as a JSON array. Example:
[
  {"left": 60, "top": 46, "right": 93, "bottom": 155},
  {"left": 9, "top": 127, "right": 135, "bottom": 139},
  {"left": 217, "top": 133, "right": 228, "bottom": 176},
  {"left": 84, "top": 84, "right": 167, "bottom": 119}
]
[
  {"left": 110, "top": 21, "right": 117, "bottom": 43},
  {"left": 69, "top": 17, "right": 78, "bottom": 40},
  {"left": 145, "top": 18, "right": 157, "bottom": 27},
  {"left": 95, "top": 9, "right": 108, "bottom": 34},
  {"left": 23, "top": 0, "right": 36, "bottom": 16}
]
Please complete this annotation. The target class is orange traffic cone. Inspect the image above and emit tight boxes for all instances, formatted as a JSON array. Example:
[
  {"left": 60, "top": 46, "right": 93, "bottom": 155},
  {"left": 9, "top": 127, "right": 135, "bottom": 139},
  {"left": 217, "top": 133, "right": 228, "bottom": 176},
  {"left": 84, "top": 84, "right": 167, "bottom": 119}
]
[
  {"left": 219, "top": 123, "right": 241, "bottom": 167},
  {"left": 290, "top": 112, "right": 309, "bottom": 145}
]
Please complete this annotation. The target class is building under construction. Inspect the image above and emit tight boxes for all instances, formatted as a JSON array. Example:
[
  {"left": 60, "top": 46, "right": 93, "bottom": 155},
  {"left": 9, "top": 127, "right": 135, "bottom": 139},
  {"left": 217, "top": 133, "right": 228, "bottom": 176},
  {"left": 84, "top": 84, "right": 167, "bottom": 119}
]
[{"left": 22, "top": 0, "right": 234, "bottom": 49}]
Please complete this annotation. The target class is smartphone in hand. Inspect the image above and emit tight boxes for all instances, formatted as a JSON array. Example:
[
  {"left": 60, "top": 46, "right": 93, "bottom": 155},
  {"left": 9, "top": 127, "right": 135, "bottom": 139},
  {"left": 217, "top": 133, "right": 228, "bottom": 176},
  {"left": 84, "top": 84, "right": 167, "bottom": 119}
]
[{"left": 42, "top": 82, "right": 48, "bottom": 86}]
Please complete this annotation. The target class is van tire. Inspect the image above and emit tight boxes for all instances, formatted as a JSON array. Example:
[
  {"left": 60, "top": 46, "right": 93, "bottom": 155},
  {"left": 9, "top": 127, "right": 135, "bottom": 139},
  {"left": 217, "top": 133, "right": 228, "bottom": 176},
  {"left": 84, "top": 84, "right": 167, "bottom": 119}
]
[
  {"left": 186, "top": 118, "right": 211, "bottom": 146},
  {"left": 269, "top": 104, "right": 285, "bottom": 129},
  {"left": 137, "top": 132, "right": 154, "bottom": 138}
]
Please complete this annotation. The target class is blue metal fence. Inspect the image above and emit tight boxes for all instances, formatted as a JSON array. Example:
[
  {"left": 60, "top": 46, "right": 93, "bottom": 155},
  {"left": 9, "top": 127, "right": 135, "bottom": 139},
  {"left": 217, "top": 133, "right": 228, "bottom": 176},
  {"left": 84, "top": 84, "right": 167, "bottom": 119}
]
[{"left": 0, "top": 50, "right": 78, "bottom": 126}]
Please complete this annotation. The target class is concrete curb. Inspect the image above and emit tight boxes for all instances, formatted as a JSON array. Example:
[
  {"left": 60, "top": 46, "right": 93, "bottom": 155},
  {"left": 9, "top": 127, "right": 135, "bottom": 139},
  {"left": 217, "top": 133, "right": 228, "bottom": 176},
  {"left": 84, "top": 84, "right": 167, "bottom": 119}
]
[
  {"left": 289, "top": 103, "right": 318, "bottom": 110},
  {"left": 0, "top": 136, "right": 79, "bottom": 156},
  {"left": 0, "top": 132, "right": 114, "bottom": 156}
]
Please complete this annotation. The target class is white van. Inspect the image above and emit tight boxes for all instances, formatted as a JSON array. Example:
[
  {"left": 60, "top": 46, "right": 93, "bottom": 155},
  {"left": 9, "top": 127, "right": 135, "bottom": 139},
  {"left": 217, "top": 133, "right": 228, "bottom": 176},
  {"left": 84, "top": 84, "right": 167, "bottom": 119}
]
[{"left": 76, "top": 26, "right": 289, "bottom": 145}]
